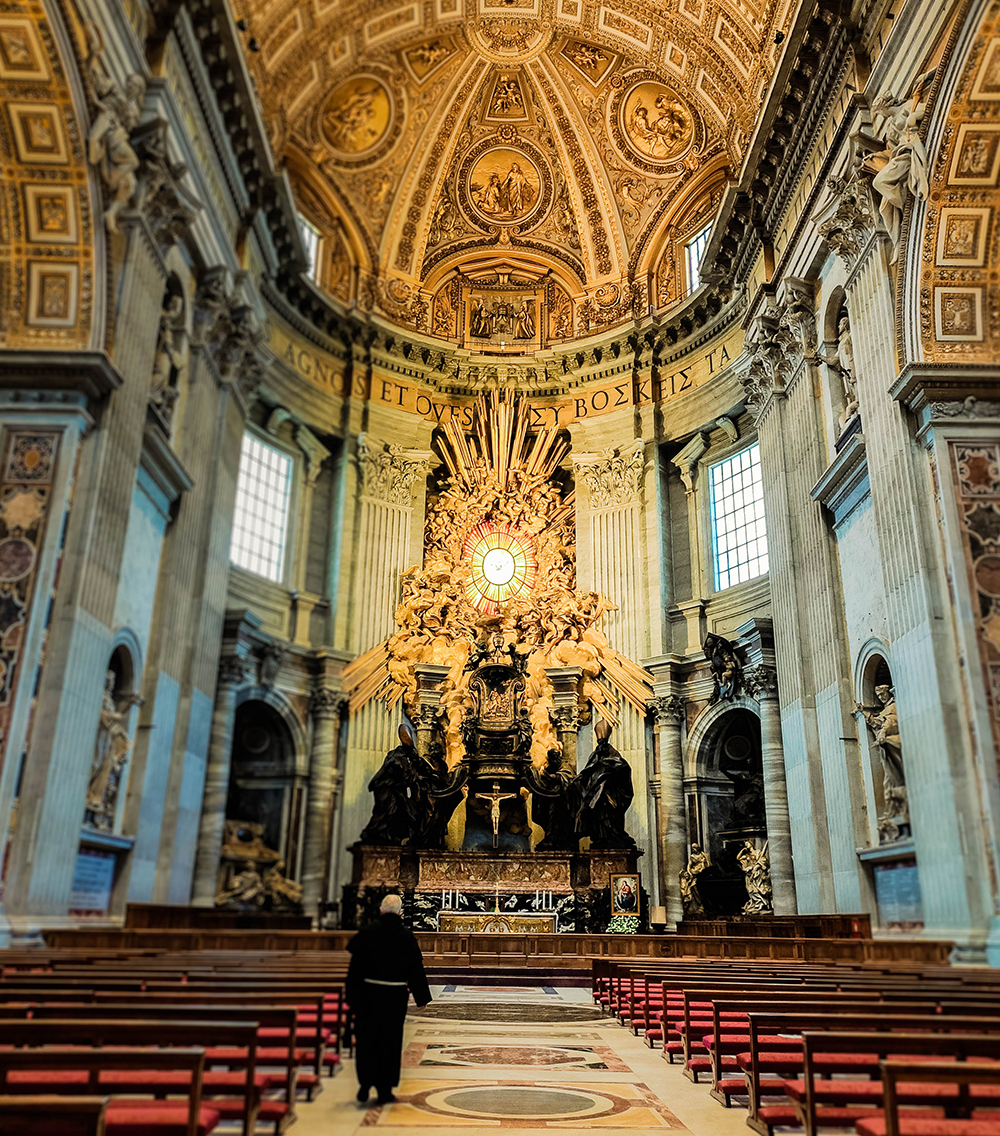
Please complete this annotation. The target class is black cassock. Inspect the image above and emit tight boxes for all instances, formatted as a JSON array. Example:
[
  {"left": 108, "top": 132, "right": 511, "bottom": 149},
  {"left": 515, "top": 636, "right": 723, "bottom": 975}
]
[{"left": 347, "top": 911, "right": 432, "bottom": 1093}]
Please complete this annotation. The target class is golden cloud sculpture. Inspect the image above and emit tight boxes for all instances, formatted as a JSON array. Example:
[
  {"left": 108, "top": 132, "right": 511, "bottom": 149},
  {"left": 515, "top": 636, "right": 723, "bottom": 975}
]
[{"left": 343, "top": 390, "right": 652, "bottom": 767}]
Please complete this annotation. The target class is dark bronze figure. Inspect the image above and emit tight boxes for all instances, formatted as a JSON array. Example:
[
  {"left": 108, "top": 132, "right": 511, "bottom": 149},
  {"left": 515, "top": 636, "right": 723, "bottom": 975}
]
[
  {"left": 359, "top": 724, "right": 417, "bottom": 845},
  {"left": 573, "top": 720, "right": 635, "bottom": 849},
  {"left": 528, "top": 747, "right": 578, "bottom": 851}
]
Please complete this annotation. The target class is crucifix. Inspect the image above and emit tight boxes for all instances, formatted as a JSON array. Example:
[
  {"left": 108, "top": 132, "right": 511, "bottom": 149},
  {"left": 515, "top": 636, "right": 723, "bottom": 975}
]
[{"left": 475, "top": 780, "right": 517, "bottom": 848}]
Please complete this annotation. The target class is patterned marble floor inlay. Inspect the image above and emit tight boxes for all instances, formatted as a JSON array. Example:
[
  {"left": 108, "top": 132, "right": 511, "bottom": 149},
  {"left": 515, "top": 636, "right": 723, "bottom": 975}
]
[
  {"left": 408, "top": 1042, "right": 629, "bottom": 1070},
  {"left": 412, "top": 1002, "right": 604, "bottom": 1023},
  {"left": 362, "top": 1078, "right": 688, "bottom": 1128}
]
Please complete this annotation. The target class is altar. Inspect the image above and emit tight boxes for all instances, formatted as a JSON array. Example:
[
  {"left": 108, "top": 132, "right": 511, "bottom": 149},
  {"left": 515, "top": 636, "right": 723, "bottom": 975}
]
[{"left": 439, "top": 912, "right": 557, "bottom": 933}]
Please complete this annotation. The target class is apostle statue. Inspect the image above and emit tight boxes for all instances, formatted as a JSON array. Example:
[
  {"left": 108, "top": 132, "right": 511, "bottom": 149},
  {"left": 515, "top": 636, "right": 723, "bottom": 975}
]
[
  {"left": 679, "top": 842, "right": 711, "bottom": 915},
  {"left": 150, "top": 293, "right": 185, "bottom": 424},
  {"left": 855, "top": 683, "right": 908, "bottom": 843},
  {"left": 359, "top": 724, "right": 417, "bottom": 845},
  {"left": 528, "top": 747, "right": 577, "bottom": 851},
  {"left": 737, "top": 839, "right": 773, "bottom": 914},
  {"left": 573, "top": 719, "right": 635, "bottom": 849},
  {"left": 703, "top": 633, "right": 741, "bottom": 702},
  {"left": 86, "top": 670, "right": 141, "bottom": 831},
  {"left": 409, "top": 742, "right": 461, "bottom": 849}
]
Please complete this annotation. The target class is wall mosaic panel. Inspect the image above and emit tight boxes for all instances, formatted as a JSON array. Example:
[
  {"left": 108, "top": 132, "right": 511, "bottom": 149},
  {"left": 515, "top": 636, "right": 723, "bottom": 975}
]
[
  {"left": 0, "top": 431, "right": 60, "bottom": 781},
  {"left": 0, "top": 0, "right": 94, "bottom": 350},
  {"left": 950, "top": 441, "right": 1000, "bottom": 777},
  {"left": 921, "top": 2, "right": 1000, "bottom": 361}
]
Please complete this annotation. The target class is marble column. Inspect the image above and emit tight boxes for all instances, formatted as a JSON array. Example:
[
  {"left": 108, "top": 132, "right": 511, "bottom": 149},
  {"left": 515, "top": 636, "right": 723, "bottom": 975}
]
[
  {"left": 548, "top": 666, "right": 583, "bottom": 771},
  {"left": 190, "top": 654, "right": 252, "bottom": 906},
  {"left": 745, "top": 662, "right": 797, "bottom": 914},
  {"left": 649, "top": 695, "right": 687, "bottom": 928},
  {"left": 300, "top": 688, "right": 346, "bottom": 919},
  {"left": 413, "top": 664, "right": 450, "bottom": 758}
]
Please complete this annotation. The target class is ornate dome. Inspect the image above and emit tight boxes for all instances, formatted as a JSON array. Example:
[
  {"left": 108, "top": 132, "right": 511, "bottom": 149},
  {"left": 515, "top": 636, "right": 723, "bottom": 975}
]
[{"left": 233, "top": 0, "right": 788, "bottom": 346}]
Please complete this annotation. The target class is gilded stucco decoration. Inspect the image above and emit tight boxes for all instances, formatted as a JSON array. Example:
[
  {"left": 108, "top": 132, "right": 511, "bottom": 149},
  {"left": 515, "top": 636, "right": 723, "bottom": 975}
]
[
  {"left": 343, "top": 391, "right": 652, "bottom": 768},
  {"left": 919, "top": 0, "right": 1000, "bottom": 360},
  {"left": 232, "top": 0, "right": 787, "bottom": 342},
  {"left": 0, "top": 0, "right": 96, "bottom": 351}
]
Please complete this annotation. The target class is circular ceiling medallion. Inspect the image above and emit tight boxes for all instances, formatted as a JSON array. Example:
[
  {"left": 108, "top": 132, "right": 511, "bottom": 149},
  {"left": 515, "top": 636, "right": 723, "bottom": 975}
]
[
  {"left": 0, "top": 537, "right": 35, "bottom": 582},
  {"left": 458, "top": 138, "right": 552, "bottom": 232},
  {"left": 609, "top": 73, "right": 698, "bottom": 172},
  {"left": 463, "top": 521, "right": 537, "bottom": 611},
  {"left": 320, "top": 73, "right": 400, "bottom": 165}
]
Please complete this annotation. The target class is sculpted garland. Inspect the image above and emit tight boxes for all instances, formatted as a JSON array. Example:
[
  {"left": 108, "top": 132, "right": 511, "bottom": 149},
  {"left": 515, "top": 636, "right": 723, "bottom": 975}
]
[{"left": 343, "top": 391, "right": 652, "bottom": 767}]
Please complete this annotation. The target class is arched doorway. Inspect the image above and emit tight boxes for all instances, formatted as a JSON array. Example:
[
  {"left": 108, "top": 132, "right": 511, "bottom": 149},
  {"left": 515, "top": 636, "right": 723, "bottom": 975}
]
[{"left": 686, "top": 704, "right": 765, "bottom": 915}]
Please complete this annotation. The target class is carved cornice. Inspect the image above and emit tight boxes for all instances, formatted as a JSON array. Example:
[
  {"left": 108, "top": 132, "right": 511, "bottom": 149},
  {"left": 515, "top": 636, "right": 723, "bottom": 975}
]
[
  {"left": 573, "top": 439, "right": 645, "bottom": 509},
  {"left": 357, "top": 434, "right": 434, "bottom": 506}
]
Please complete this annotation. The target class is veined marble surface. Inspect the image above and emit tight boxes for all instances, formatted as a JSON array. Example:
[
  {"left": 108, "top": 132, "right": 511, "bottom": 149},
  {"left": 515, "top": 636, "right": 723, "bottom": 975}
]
[{"left": 290, "top": 984, "right": 753, "bottom": 1135}]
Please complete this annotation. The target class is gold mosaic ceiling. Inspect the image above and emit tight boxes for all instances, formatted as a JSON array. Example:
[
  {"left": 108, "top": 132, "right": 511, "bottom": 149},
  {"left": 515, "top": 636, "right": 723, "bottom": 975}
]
[{"left": 235, "top": 0, "right": 790, "bottom": 341}]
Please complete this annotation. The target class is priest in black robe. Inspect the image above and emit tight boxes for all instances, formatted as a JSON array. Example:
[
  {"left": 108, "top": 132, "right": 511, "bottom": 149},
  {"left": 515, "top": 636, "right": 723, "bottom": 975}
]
[{"left": 347, "top": 894, "right": 431, "bottom": 1106}]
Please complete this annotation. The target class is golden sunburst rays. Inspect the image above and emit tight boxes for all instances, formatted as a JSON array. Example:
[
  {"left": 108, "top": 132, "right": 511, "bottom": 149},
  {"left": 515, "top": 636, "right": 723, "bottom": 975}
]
[{"left": 342, "top": 389, "right": 653, "bottom": 727}]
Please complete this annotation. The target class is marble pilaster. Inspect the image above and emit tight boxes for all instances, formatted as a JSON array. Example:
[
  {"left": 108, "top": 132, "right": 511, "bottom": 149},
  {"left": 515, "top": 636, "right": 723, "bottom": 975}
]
[
  {"left": 300, "top": 687, "right": 346, "bottom": 918},
  {"left": 648, "top": 692, "right": 687, "bottom": 929}
]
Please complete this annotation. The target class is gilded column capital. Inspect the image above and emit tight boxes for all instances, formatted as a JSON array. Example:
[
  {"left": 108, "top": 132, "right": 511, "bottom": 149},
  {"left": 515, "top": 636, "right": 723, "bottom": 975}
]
[
  {"left": 549, "top": 705, "right": 580, "bottom": 733},
  {"left": 413, "top": 705, "right": 441, "bottom": 730},
  {"left": 648, "top": 695, "right": 686, "bottom": 724},
  {"left": 744, "top": 663, "right": 779, "bottom": 701},
  {"left": 309, "top": 688, "right": 347, "bottom": 720}
]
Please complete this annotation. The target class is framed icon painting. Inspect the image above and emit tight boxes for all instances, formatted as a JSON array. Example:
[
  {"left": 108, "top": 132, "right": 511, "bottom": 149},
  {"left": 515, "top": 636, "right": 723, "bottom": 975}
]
[{"left": 610, "top": 873, "right": 640, "bottom": 916}]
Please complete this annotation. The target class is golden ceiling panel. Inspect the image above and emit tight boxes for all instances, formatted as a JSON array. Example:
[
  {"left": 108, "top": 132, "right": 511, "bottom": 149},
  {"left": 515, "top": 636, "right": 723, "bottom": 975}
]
[{"left": 233, "top": 0, "right": 785, "bottom": 342}]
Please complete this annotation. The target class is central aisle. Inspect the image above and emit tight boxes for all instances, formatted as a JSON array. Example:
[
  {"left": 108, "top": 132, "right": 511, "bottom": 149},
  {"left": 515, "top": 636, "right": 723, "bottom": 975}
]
[{"left": 294, "top": 984, "right": 751, "bottom": 1134}]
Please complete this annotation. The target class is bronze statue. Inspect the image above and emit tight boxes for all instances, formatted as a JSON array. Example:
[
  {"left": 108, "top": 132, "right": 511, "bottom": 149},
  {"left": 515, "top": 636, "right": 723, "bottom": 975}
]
[
  {"left": 359, "top": 724, "right": 417, "bottom": 845},
  {"left": 679, "top": 843, "right": 710, "bottom": 915},
  {"left": 703, "top": 633, "right": 741, "bottom": 702},
  {"left": 573, "top": 720, "right": 635, "bottom": 849},
  {"left": 410, "top": 742, "right": 460, "bottom": 849},
  {"left": 528, "top": 747, "right": 577, "bottom": 851}
]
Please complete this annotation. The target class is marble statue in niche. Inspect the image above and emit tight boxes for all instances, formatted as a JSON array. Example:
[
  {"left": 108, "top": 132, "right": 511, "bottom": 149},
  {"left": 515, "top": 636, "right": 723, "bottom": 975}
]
[
  {"left": 856, "top": 682, "right": 909, "bottom": 844},
  {"left": 737, "top": 839, "right": 772, "bottom": 914},
  {"left": 573, "top": 719, "right": 635, "bottom": 849},
  {"left": 85, "top": 669, "right": 141, "bottom": 832},
  {"left": 679, "top": 842, "right": 710, "bottom": 915},
  {"left": 835, "top": 312, "right": 858, "bottom": 422},
  {"left": 150, "top": 292, "right": 186, "bottom": 425}
]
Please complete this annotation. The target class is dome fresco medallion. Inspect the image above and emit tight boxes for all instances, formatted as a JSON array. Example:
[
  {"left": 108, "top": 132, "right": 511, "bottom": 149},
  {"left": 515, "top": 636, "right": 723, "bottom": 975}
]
[
  {"left": 467, "top": 147, "right": 544, "bottom": 226},
  {"left": 619, "top": 81, "right": 694, "bottom": 165}
]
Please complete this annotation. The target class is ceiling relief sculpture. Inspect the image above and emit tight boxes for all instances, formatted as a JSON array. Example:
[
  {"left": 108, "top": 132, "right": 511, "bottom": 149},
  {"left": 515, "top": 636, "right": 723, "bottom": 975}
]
[{"left": 232, "top": 0, "right": 786, "bottom": 345}]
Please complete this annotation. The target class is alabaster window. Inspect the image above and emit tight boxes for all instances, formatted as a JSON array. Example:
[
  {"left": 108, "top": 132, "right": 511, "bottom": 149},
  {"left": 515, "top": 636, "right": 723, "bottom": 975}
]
[
  {"left": 686, "top": 223, "right": 712, "bottom": 291},
  {"left": 298, "top": 214, "right": 322, "bottom": 283},
  {"left": 709, "top": 443, "right": 768, "bottom": 590},
  {"left": 230, "top": 431, "right": 293, "bottom": 583}
]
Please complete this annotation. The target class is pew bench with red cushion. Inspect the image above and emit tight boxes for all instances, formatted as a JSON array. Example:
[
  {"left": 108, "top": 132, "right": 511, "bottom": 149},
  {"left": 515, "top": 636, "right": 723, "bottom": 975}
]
[
  {"left": 856, "top": 1061, "right": 1000, "bottom": 1136},
  {"left": 0, "top": 1093, "right": 110, "bottom": 1136},
  {"left": 0, "top": 1020, "right": 260, "bottom": 1136},
  {"left": 783, "top": 1032, "right": 1000, "bottom": 1136},
  {"left": 0, "top": 1048, "right": 216, "bottom": 1136}
]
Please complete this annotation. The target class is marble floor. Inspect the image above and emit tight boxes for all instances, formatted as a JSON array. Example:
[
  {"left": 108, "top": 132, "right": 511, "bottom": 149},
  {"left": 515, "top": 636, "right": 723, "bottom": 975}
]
[{"left": 291, "top": 984, "right": 752, "bottom": 1136}]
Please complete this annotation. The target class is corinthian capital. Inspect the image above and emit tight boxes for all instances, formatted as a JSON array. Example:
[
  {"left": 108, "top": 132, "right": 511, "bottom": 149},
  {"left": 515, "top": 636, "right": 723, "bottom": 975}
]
[
  {"left": 572, "top": 438, "right": 645, "bottom": 509},
  {"left": 357, "top": 434, "right": 434, "bottom": 506},
  {"left": 310, "top": 688, "right": 347, "bottom": 720},
  {"left": 744, "top": 664, "right": 778, "bottom": 701},
  {"left": 218, "top": 655, "right": 253, "bottom": 688},
  {"left": 648, "top": 695, "right": 686, "bottom": 724}
]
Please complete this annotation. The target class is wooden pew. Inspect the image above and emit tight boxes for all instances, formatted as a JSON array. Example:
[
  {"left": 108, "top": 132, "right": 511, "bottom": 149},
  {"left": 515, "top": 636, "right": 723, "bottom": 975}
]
[
  {"left": 0, "top": 1048, "right": 211, "bottom": 1136},
  {"left": 744, "top": 1012, "right": 1000, "bottom": 1134},
  {"left": 789, "top": 1031, "right": 1000, "bottom": 1136},
  {"left": 0, "top": 1020, "right": 259, "bottom": 1136},
  {"left": 862, "top": 1061, "right": 1000, "bottom": 1136},
  {"left": 0, "top": 1095, "right": 109, "bottom": 1136}
]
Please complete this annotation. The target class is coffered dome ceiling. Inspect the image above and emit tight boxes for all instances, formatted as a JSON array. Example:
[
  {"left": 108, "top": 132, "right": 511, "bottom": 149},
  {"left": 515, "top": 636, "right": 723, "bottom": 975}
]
[{"left": 234, "top": 0, "right": 790, "bottom": 346}]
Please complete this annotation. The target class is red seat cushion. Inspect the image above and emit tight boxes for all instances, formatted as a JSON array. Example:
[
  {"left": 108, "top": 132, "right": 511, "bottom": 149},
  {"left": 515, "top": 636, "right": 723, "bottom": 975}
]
[
  {"left": 4, "top": 1070, "right": 91, "bottom": 1087},
  {"left": 785, "top": 1080, "right": 959, "bottom": 1105},
  {"left": 98, "top": 1069, "right": 280, "bottom": 1092},
  {"left": 104, "top": 1101, "right": 221, "bottom": 1136},
  {"left": 857, "top": 1119, "right": 1000, "bottom": 1136}
]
